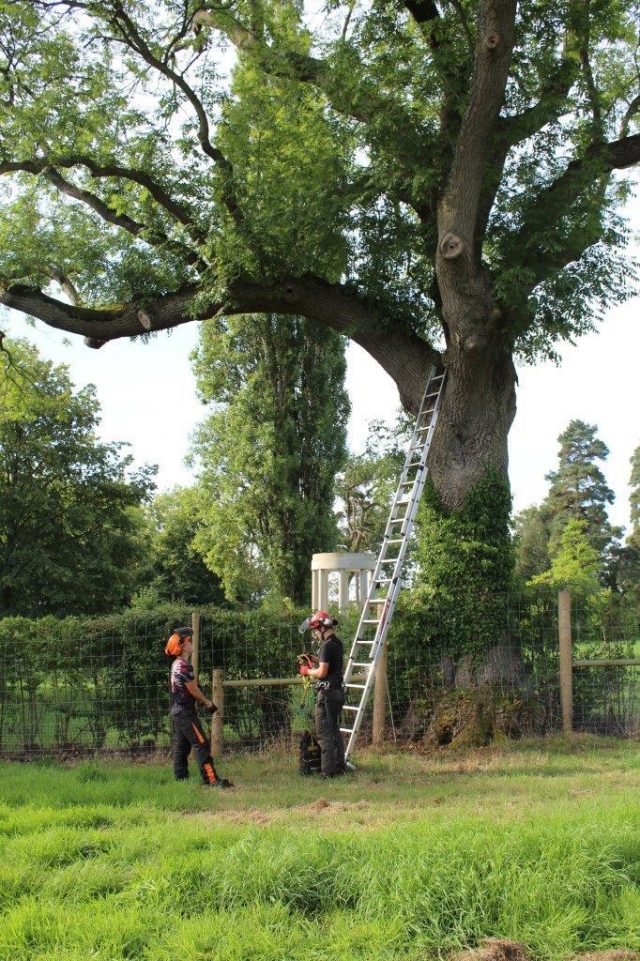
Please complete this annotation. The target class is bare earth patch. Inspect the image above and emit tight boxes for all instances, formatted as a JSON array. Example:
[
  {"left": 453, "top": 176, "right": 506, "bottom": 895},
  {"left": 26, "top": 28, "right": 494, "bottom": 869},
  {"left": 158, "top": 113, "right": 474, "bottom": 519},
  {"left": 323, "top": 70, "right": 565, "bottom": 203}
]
[
  {"left": 450, "top": 942, "right": 638, "bottom": 961},
  {"left": 450, "top": 939, "right": 529, "bottom": 960}
]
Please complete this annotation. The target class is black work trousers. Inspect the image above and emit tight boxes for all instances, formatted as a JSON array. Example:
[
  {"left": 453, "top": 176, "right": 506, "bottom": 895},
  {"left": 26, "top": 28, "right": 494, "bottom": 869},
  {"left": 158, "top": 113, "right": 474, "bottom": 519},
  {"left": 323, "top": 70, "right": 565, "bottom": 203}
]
[
  {"left": 314, "top": 687, "right": 345, "bottom": 777},
  {"left": 171, "top": 711, "right": 219, "bottom": 785}
]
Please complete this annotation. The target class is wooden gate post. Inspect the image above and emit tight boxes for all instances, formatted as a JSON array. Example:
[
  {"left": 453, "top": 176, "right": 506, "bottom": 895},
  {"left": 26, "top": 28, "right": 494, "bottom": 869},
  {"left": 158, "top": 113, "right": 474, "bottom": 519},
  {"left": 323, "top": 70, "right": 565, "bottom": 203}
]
[
  {"left": 191, "top": 610, "right": 201, "bottom": 680},
  {"left": 211, "top": 668, "right": 225, "bottom": 757},
  {"left": 372, "top": 644, "right": 388, "bottom": 746},
  {"left": 558, "top": 590, "right": 573, "bottom": 735}
]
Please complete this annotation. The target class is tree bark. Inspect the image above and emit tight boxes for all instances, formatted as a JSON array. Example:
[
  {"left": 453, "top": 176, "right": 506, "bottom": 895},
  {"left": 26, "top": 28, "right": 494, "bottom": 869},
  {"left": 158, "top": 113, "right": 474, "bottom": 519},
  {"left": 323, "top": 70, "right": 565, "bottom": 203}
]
[{"left": 1, "top": 274, "right": 516, "bottom": 513}]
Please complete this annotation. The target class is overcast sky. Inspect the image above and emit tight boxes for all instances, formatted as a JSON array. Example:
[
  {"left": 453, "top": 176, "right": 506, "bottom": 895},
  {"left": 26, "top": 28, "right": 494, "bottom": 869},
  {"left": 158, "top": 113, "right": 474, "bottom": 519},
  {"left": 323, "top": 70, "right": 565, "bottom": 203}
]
[{"left": 3, "top": 280, "right": 639, "bottom": 533}]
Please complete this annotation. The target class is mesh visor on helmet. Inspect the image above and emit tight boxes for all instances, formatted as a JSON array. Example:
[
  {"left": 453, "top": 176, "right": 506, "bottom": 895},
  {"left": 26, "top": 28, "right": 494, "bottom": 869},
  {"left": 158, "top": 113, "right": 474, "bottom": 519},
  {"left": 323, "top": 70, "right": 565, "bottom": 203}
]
[{"left": 298, "top": 611, "right": 336, "bottom": 634}]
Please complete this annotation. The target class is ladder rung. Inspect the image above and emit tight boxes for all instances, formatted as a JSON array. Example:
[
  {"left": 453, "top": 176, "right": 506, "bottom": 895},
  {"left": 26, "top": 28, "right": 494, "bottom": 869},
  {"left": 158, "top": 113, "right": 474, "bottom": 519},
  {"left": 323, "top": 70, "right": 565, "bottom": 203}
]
[
  {"left": 379, "top": 558, "right": 399, "bottom": 564},
  {"left": 362, "top": 618, "right": 380, "bottom": 624},
  {"left": 385, "top": 539, "right": 403, "bottom": 545},
  {"left": 351, "top": 662, "right": 372, "bottom": 669},
  {"left": 340, "top": 727, "right": 354, "bottom": 734},
  {"left": 343, "top": 705, "right": 359, "bottom": 712},
  {"left": 346, "top": 683, "right": 367, "bottom": 689}
]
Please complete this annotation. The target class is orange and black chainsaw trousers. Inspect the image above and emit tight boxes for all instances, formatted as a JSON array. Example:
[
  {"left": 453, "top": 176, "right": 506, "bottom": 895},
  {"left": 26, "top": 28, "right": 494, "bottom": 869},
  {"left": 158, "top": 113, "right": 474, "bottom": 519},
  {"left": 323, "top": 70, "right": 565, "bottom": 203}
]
[{"left": 171, "top": 711, "right": 219, "bottom": 785}]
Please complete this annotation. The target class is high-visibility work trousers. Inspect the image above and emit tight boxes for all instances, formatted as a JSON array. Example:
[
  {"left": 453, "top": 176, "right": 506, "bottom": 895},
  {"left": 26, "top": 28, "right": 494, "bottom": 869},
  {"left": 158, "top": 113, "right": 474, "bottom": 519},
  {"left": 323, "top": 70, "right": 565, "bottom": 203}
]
[
  {"left": 171, "top": 711, "right": 219, "bottom": 785},
  {"left": 314, "top": 687, "right": 345, "bottom": 777}
]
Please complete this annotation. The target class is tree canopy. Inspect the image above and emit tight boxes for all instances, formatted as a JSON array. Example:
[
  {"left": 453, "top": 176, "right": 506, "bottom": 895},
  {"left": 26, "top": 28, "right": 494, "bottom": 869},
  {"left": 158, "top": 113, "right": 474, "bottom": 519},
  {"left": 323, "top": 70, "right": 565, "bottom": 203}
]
[
  {"left": 190, "top": 313, "right": 348, "bottom": 602},
  {"left": 1, "top": 0, "right": 639, "bottom": 517},
  {"left": 135, "top": 486, "right": 225, "bottom": 608},
  {"left": 0, "top": 337, "right": 155, "bottom": 616}
]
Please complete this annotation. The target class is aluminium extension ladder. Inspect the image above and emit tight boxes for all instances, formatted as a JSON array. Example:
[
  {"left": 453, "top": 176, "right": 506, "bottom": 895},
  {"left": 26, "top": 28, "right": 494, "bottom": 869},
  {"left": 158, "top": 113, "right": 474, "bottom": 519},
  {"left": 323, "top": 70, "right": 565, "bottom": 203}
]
[{"left": 341, "top": 365, "right": 447, "bottom": 764}]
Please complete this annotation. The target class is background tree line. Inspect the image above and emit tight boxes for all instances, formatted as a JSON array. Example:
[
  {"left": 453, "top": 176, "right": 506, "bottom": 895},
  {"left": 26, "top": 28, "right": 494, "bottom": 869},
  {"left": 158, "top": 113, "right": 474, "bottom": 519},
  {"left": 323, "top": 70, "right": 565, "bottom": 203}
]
[{"left": 2, "top": 328, "right": 638, "bottom": 628}]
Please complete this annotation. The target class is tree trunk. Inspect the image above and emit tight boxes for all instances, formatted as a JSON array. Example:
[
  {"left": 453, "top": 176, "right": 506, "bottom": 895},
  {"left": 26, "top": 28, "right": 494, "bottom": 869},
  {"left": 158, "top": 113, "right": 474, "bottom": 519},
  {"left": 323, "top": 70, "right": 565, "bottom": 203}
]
[{"left": 430, "top": 336, "right": 517, "bottom": 512}]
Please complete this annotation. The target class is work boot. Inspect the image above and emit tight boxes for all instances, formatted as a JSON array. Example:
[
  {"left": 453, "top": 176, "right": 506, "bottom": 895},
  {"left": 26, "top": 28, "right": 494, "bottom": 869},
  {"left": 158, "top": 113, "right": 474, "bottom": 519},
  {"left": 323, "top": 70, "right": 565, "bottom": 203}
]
[{"left": 206, "top": 777, "right": 233, "bottom": 788}]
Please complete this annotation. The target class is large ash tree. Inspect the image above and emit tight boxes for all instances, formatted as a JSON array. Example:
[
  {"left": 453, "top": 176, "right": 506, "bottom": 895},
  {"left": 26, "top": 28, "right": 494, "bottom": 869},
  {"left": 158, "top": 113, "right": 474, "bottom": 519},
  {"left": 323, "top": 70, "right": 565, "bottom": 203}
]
[{"left": 1, "top": 1, "right": 639, "bottom": 567}]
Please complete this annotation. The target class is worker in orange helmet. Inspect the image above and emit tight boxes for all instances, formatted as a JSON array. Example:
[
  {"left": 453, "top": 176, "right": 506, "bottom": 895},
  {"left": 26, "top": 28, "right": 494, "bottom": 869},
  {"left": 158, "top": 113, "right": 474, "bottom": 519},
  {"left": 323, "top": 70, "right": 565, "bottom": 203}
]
[
  {"left": 165, "top": 627, "right": 232, "bottom": 788},
  {"left": 298, "top": 611, "right": 346, "bottom": 778}
]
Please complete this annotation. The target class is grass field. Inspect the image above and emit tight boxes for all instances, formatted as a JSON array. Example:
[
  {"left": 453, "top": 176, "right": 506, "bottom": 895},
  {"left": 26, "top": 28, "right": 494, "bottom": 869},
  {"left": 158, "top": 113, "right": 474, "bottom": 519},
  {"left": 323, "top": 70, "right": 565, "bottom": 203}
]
[{"left": 1, "top": 737, "right": 639, "bottom": 960}]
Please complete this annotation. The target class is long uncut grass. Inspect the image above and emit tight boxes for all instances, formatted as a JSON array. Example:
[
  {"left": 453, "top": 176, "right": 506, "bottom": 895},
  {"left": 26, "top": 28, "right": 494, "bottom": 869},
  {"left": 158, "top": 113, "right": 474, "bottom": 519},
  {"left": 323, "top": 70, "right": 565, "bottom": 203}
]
[{"left": 0, "top": 739, "right": 639, "bottom": 960}]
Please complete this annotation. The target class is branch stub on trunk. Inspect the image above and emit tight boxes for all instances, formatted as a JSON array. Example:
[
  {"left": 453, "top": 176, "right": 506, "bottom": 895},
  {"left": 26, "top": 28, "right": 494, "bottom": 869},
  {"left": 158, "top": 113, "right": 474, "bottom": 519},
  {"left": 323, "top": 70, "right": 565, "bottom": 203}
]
[
  {"left": 138, "top": 309, "right": 153, "bottom": 331},
  {"left": 439, "top": 232, "right": 464, "bottom": 259},
  {"left": 84, "top": 337, "right": 107, "bottom": 349},
  {"left": 484, "top": 32, "right": 501, "bottom": 49}
]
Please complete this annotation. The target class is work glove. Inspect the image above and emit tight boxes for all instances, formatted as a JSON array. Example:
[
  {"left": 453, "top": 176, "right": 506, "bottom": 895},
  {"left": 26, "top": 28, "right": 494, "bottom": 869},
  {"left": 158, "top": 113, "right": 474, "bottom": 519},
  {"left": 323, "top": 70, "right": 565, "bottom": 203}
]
[
  {"left": 207, "top": 702, "right": 218, "bottom": 715},
  {"left": 299, "top": 665, "right": 311, "bottom": 677}
]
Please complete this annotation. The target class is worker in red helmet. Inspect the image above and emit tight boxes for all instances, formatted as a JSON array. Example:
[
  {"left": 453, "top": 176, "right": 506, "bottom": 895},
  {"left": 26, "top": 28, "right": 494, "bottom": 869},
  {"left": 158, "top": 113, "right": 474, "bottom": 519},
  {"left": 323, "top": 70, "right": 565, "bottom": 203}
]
[
  {"left": 298, "top": 611, "right": 346, "bottom": 778},
  {"left": 165, "top": 627, "right": 231, "bottom": 788}
]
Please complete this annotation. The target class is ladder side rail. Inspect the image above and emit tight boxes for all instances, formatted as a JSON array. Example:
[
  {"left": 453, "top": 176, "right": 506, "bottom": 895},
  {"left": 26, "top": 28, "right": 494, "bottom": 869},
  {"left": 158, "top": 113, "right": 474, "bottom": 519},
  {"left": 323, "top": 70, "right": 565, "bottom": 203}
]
[
  {"left": 342, "top": 373, "right": 445, "bottom": 690},
  {"left": 342, "top": 405, "right": 441, "bottom": 686},
  {"left": 340, "top": 367, "right": 446, "bottom": 759}
]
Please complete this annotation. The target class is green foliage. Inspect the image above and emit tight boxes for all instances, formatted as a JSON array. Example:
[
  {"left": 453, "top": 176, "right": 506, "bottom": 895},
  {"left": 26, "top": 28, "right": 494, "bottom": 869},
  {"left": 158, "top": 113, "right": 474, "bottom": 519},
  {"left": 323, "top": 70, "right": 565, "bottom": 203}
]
[
  {"left": 0, "top": 603, "right": 308, "bottom": 753},
  {"left": 0, "top": 338, "right": 156, "bottom": 617},
  {"left": 213, "top": 56, "right": 352, "bottom": 284},
  {"left": 2, "top": 0, "right": 639, "bottom": 358},
  {"left": 530, "top": 517, "right": 601, "bottom": 595},
  {"left": 629, "top": 445, "right": 640, "bottom": 545},
  {"left": 512, "top": 505, "right": 551, "bottom": 584},
  {"left": 335, "top": 416, "right": 410, "bottom": 554},
  {"left": 2, "top": 746, "right": 640, "bottom": 960},
  {"left": 190, "top": 314, "right": 349, "bottom": 603},
  {"left": 543, "top": 420, "right": 618, "bottom": 560},
  {"left": 134, "top": 487, "right": 225, "bottom": 608},
  {"left": 399, "top": 471, "right": 514, "bottom": 664}
]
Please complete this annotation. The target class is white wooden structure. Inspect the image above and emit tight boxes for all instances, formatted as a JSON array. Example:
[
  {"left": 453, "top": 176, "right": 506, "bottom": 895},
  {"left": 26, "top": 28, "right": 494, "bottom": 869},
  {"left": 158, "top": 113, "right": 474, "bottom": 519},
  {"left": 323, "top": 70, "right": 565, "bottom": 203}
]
[{"left": 311, "top": 552, "right": 376, "bottom": 612}]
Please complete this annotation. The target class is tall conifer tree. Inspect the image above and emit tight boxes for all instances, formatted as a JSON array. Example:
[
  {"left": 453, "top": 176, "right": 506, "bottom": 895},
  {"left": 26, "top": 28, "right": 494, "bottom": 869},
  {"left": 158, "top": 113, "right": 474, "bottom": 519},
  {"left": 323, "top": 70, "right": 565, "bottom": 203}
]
[{"left": 543, "top": 420, "right": 617, "bottom": 561}]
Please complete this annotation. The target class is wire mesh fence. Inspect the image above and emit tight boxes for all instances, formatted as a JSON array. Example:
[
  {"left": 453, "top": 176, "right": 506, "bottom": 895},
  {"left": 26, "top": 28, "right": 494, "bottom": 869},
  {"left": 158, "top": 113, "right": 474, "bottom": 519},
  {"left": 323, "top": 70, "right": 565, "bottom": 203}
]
[{"left": 0, "top": 591, "right": 638, "bottom": 758}]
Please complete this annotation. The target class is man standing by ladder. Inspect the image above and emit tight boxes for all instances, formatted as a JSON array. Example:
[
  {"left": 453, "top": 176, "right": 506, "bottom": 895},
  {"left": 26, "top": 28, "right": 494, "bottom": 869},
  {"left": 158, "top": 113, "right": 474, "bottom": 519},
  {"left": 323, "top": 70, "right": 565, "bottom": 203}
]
[{"left": 299, "top": 611, "right": 346, "bottom": 779}]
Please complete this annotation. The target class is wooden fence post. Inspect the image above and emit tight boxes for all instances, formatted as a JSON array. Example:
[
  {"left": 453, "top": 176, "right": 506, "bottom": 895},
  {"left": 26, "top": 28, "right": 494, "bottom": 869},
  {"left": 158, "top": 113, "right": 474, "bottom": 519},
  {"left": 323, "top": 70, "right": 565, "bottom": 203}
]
[
  {"left": 558, "top": 590, "right": 573, "bottom": 734},
  {"left": 211, "top": 668, "right": 225, "bottom": 757},
  {"left": 191, "top": 610, "right": 201, "bottom": 680},
  {"left": 372, "top": 644, "right": 388, "bottom": 746}
]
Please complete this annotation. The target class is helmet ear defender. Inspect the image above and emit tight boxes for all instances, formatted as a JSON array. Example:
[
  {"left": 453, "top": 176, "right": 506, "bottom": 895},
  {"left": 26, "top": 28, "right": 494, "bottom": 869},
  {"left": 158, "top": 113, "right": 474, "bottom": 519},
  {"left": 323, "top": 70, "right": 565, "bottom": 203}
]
[{"left": 298, "top": 611, "right": 338, "bottom": 634}]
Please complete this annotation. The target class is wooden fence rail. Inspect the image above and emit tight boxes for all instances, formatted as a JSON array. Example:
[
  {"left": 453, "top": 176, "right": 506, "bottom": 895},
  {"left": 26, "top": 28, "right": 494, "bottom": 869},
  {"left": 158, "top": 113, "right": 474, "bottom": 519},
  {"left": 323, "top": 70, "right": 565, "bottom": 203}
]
[{"left": 210, "top": 668, "right": 381, "bottom": 757}]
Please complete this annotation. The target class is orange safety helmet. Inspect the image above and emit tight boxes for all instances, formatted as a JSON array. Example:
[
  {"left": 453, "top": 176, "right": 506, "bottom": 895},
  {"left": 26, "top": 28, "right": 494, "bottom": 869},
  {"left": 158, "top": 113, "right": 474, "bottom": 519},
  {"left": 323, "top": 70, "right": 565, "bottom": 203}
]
[
  {"left": 298, "top": 610, "right": 338, "bottom": 634},
  {"left": 164, "top": 626, "right": 194, "bottom": 656}
]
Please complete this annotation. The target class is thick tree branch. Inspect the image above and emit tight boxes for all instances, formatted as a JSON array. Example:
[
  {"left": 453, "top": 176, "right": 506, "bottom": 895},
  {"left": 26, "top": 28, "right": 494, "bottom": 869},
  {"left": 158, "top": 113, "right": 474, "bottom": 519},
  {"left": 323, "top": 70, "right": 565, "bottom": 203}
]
[
  {"left": 438, "top": 0, "right": 517, "bottom": 251},
  {"left": 196, "top": 7, "right": 426, "bottom": 154},
  {"left": 0, "top": 154, "right": 198, "bottom": 233},
  {"left": 0, "top": 275, "right": 439, "bottom": 411},
  {"left": 507, "top": 133, "right": 640, "bottom": 292},
  {"left": 0, "top": 161, "right": 204, "bottom": 269},
  {"left": 474, "top": 57, "right": 580, "bottom": 251},
  {"left": 43, "top": 168, "right": 148, "bottom": 237},
  {"left": 41, "top": 0, "right": 243, "bottom": 229}
]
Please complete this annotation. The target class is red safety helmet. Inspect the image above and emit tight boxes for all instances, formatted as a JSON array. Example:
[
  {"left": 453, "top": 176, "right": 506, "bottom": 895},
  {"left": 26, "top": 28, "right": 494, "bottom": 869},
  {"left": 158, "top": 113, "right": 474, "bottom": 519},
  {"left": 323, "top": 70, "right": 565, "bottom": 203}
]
[
  {"left": 298, "top": 610, "right": 338, "bottom": 634},
  {"left": 164, "top": 626, "right": 194, "bottom": 656}
]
